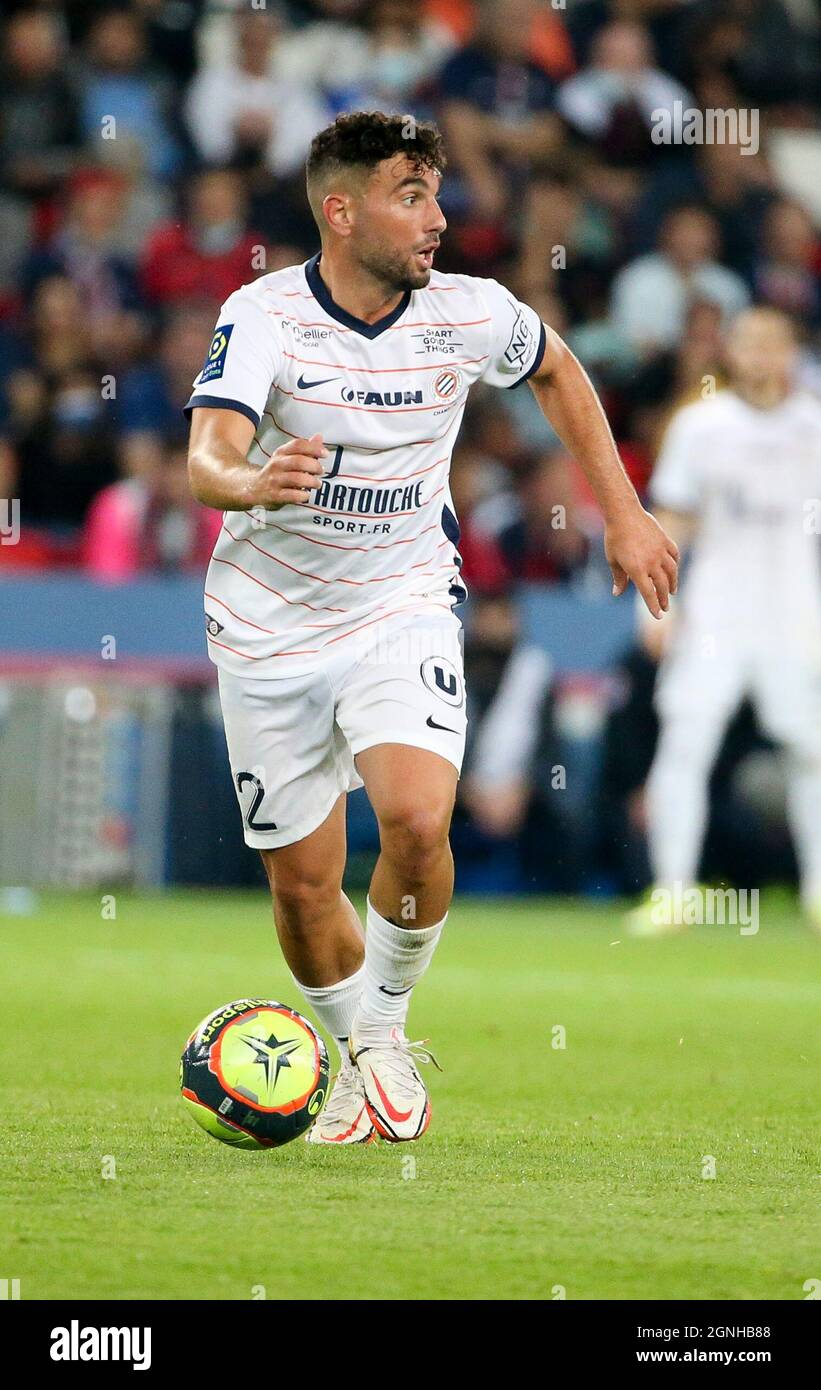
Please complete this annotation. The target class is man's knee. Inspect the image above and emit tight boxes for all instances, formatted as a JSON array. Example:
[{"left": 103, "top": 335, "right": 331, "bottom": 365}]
[
  {"left": 378, "top": 800, "right": 453, "bottom": 876},
  {"left": 261, "top": 852, "right": 343, "bottom": 938}
]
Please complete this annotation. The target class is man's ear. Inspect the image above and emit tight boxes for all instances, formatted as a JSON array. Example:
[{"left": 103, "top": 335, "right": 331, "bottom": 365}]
[{"left": 322, "top": 192, "right": 353, "bottom": 238}]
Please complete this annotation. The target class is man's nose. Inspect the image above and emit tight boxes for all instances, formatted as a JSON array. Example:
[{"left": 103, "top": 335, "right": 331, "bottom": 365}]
[{"left": 430, "top": 201, "right": 447, "bottom": 235}]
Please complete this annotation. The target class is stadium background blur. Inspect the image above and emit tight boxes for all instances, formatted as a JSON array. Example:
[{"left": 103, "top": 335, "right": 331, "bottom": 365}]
[{"left": 0, "top": 0, "right": 818, "bottom": 898}]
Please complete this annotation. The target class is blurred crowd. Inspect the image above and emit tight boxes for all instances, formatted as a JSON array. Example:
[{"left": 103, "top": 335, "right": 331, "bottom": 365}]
[{"left": 0, "top": 0, "right": 819, "bottom": 891}]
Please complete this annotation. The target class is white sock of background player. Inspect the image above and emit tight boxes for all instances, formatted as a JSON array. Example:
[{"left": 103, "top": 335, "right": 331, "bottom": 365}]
[
  {"left": 646, "top": 719, "right": 724, "bottom": 887},
  {"left": 785, "top": 747, "right": 821, "bottom": 907}
]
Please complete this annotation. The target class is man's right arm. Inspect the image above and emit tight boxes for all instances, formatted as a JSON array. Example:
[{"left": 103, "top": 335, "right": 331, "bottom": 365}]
[{"left": 187, "top": 407, "right": 328, "bottom": 512}]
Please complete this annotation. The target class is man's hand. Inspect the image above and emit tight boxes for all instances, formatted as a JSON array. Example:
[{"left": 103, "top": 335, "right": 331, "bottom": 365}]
[
  {"left": 247, "top": 433, "right": 328, "bottom": 511},
  {"left": 605, "top": 504, "right": 679, "bottom": 619},
  {"left": 188, "top": 406, "right": 329, "bottom": 513}
]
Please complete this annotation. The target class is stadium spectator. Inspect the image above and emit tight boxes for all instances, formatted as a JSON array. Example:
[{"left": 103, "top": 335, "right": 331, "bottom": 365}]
[
  {"left": 0, "top": 9, "right": 81, "bottom": 201},
  {"left": 141, "top": 168, "right": 265, "bottom": 308},
  {"left": 439, "top": 0, "right": 561, "bottom": 233},
  {"left": 278, "top": 0, "right": 455, "bottom": 114},
  {"left": 7, "top": 275, "right": 118, "bottom": 525},
  {"left": 556, "top": 19, "right": 691, "bottom": 168},
  {"left": 753, "top": 199, "right": 820, "bottom": 326},
  {"left": 610, "top": 204, "right": 750, "bottom": 354},
  {"left": 116, "top": 305, "right": 218, "bottom": 440},
  {"left": 677, "top": 0, "right": 817, "bottom": 106},
  {"left": 20, "top": 168, "right": 145, "bottom": 364},
  {"left": 83, "top": 432, "right": 221, "bottom": 581},
  {"left": 184, "top": 8, "right": 329, "bottom": 177},
  {"left": 79, "top": 8, "right": 183, "bottom": 182},
  {"left": 630, "top": 136, "right": 775, "bottom": 280},
  {"left": 471, "top": 449, "right": 593, "bottom": 588}
]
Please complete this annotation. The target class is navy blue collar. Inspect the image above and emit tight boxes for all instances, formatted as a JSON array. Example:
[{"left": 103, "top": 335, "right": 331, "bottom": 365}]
[{"left": 305, "top": 253, "right": 412, "bottom": 339}]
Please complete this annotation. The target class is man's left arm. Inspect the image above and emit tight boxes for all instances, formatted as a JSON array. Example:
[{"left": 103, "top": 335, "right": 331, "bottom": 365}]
[{"left": 527, "top": 325, "right": 679, "bottom": 618}]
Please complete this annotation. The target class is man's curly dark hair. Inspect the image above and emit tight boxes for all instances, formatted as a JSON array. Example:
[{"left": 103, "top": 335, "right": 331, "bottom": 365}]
[{"left": 306, "top": 111, "right": 446, "bottom": 227}]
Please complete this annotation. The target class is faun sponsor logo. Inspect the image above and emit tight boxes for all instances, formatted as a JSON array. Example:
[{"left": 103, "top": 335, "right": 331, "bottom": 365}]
[
  {"left": 341, "top": 387, "right": 424, "bottom": 406},
  {"left": 50, "top": 1321, "right": 151, "bottom": 1371}
]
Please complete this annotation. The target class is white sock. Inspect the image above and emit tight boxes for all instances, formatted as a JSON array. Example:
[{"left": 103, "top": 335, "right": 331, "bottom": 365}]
[
  {"left": 292, "top": 965, "right": 365, "bottom": 1067},
  {"left": 646, "top": 718, "right": 724, "bottom": 886},
  {"left": 785, "top": 749, "right": 821, "bottom": 906},
  {"left": 356, "top": 896, "right": 446, "bottom": 1036}
]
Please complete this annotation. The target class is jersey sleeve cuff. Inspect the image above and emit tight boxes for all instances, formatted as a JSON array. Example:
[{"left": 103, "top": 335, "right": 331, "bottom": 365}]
[
  {"left": 507, "top": 321, "right": 547, "bottom": 389},
  {"left": 183, "top": 394, "right": 261, "bottom": 427}
]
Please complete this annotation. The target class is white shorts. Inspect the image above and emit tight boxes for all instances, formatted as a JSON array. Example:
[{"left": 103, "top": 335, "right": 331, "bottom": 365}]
[{"left": 216, "top": 606, "right": 468, "bottom": 849}]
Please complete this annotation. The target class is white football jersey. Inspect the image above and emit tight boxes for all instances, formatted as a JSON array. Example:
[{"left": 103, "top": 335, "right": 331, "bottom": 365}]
[
  {"left": 651, "top": 389, "right": 821, "bottom": 647},
  {"left": 185, "top": 256, "right": 546, "bottom": 676}
]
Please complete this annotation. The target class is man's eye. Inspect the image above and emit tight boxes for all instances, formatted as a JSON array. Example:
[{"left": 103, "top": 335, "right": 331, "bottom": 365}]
[{"left": 403, "top": 195, "right": 417, "bottom": 205}]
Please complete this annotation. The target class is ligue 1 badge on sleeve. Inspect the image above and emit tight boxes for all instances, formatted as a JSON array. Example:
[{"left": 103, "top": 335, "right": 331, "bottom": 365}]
[{"left": 198, "top": 324, "right": 234, "bottom": 383}]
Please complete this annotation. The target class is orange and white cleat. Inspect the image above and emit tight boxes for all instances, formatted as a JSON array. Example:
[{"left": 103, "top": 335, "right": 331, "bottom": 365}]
[
  {"left": 305, "top": 1064, "right": 377, "bottom": 1145},
  {"left": 348, "top": 1023, "right": 441, "bottom": 1143}
]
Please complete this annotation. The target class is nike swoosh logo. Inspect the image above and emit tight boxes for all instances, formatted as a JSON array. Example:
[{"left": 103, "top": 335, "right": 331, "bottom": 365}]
[
  {"left": 371, "top": 1071, "right": 413, "bottom": 1124},
  {"left": 296, "top": 374, "right": 339, "bottom": 390},
  {"left": 379, "top": 985, "right": 413, "bottom": 997},
  {"left": 426, "top": 714, "right": 459, "bottom": 734}
]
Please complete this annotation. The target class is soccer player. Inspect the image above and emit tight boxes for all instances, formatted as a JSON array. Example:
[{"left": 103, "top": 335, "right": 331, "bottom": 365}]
[
  {"left": 186, "top": 112, "right": 678, "bottom": 1143},
  {"left": 629, "top": 307, "right": 821, "bottom": 936}
]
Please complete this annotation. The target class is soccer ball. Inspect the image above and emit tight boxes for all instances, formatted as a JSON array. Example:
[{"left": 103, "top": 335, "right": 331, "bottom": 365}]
[{"left": 180, "top": 998, "right": 329, "bottom": 1149}]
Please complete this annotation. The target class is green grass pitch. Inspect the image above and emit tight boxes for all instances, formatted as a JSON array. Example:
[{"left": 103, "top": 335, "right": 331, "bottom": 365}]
[{"left": 1, "top": 890, "right": 818, "bottom": 1301}]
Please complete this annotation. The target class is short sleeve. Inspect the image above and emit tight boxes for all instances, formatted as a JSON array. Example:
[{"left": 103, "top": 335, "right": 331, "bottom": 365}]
[
  {"left": 477, "top": 278, "right": 546, "bottom": 390},
  {"left": 183, "top": 289, "right": 282, "bottom": 428},
  {"left": 650, "top": 407, "right": 705, "bottom": 514}
]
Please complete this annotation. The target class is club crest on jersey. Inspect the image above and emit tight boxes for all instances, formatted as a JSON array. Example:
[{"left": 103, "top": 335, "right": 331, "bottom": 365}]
[
  {"left": 205, "top": 612, "right": 224, "bottom": 637},
  {"left": 341, "top": 386, "right": 423, "bottom": 407},
  {"left": 198, "top": 325, "right": 234, "bottom": 383},
  {"left": 433, "top": 368, "right": 462, "bottom": 401}
]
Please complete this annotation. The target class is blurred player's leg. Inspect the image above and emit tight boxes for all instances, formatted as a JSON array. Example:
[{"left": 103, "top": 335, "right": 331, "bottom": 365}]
[
  {"left": 630, "top": 647, "right": 745, "bottom": 935},
  {"left": 756, "top": 659, "right": 821, "bottom": 931},
  {"left": 645, "top": 713, "right": 728, "bottom": 887},
  {"left": 784, "top": 751, "right": 821, "bottom": 928}
]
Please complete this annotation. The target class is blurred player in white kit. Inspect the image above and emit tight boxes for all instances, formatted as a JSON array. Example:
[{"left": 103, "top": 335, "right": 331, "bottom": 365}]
[{"left": 630, "top": 308, "right": 821, "bottom": 935}]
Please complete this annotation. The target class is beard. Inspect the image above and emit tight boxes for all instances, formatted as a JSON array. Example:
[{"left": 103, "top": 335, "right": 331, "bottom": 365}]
[{"left": 357, "top": 239, "right": 431, "bottom": 292}]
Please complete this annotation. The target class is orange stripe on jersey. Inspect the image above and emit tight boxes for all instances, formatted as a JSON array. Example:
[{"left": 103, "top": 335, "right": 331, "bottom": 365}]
[
  {"left": 280, "top": 351, "right": 490, "bottom": 374},
  {"left": 208, "top": 600, "right": 454, "bottom": 661},
  {"left": 274, "top": 385, "right": 465, "bottom": 414},
  {"left": 265, "top": 309, "right": 352, "bottom": 332},
  {"left": 327, "top": 455, "right": 448, "bottom": 483},
  {"left": 389, "top": 319, "right": 491, "bottom": 329},
  {"left": 261, "top": 405, "right": 459, "bottom": 451},
  {"left": 222, "top": 518, "right": 447, "bottom": 586},
  {"left": 320, "top": 599, "right": 453, "bottom": 649},
  {"left": 206, "top": 590, "right": 356, "bottom": 633},
  {"left": 211, "top": 555, "right": 349, "bottom": 613}
]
